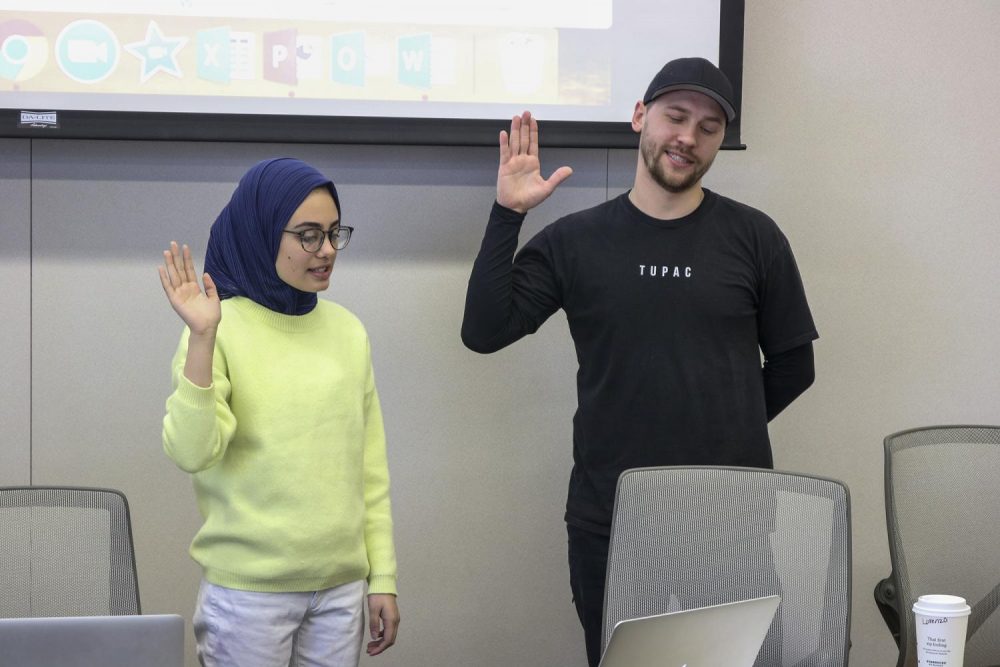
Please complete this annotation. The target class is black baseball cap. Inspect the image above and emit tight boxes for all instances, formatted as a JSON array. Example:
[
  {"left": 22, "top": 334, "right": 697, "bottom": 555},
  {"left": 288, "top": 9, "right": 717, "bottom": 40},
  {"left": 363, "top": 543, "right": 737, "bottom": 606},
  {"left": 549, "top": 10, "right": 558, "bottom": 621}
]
[{"left": 642, "top": 57, "right": 736, "bottom": 122}]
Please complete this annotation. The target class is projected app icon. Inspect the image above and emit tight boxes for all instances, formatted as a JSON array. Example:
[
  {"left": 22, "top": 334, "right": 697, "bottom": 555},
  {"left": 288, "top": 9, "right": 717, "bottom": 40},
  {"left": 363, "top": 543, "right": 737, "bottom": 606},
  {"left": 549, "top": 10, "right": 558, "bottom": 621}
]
[
  {"left": 263, "top": 28, "right": 297, "bottom": 85},
  {"left": 296, "top": 35, "right": 323, "bottom": 81},
  {"left": 197, "top": 27, "right": 255, "bottom": 83},
  {"left": 124, "top": 20, "right": 188, "bottom": 83},
  {"left": 56, "top": 19, "right": 119, "bottom": 84},
  {"left": 397, "top": 34, "right": 431, "bottom": 89},
  {"left": 261, "top": 29, "right": 323, "bottom": 85},
  {"left": 330, "top": 31, "right": 365, "bottom": 86},
  {"left": 0, "top": 19, "right": 48, "bottom": 82},
  {"left": 501, "top": 33, "right": 545, "bottom": 94}
]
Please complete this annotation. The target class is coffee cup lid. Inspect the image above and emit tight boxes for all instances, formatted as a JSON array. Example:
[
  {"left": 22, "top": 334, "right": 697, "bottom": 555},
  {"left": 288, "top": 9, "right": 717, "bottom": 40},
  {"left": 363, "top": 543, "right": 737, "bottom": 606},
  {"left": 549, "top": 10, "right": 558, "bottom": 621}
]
[{"left": 913, "top": 594, "right": 971, "bottom": 617}]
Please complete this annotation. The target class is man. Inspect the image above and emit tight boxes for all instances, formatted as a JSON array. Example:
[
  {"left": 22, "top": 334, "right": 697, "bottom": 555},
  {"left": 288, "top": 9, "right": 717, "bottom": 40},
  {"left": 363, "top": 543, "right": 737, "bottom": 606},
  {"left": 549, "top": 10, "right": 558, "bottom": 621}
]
[{"left": 461, "top": 57, "right": 817, "bottom": 667}]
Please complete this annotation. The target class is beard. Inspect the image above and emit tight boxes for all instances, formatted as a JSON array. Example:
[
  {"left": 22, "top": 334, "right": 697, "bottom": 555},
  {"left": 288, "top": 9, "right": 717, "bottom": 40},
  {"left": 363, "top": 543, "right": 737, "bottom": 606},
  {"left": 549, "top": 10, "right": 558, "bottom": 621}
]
[{"left": 639, "top": 132, "right": 715, "bottom": 194}]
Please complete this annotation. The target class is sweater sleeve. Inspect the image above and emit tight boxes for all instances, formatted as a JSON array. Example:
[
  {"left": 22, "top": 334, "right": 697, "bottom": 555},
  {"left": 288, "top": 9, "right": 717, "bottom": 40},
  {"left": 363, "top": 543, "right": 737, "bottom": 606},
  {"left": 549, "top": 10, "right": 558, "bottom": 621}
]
[
  {"left": 161, "top": 329, "right": 239, "bottom": 473},
  {"left": 460, "top": 201, "right": 563, "bottom": 353},
  {"left": 361, "top": 337, "right": 398, "bottom": 596}
]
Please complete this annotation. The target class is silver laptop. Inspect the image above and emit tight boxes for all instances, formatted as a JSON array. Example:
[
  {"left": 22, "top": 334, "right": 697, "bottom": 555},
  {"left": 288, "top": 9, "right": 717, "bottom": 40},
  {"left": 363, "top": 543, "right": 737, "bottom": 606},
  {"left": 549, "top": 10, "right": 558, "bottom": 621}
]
[
  {"left": 0, "top": 614, "right": 184, "bottom": 667},
  {"left": 599, "top": 595, "right": 780, "bottom": 667}
]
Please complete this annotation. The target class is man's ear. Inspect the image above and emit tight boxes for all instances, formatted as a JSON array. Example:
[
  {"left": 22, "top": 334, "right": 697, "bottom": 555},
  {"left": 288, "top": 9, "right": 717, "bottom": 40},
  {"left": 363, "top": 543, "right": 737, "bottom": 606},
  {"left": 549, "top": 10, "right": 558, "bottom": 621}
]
[{"left": 631, "top": 100, "right": 646, "bottom": 133}]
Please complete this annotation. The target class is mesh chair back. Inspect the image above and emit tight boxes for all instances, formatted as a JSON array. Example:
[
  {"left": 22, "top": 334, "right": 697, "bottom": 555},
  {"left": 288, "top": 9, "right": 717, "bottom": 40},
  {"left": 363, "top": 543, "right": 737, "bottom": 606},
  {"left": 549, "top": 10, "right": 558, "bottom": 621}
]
[
  {"left": 604, "top": 466, "right": 851, "bottom": 667},
  {"left": 0, "top": 486, "right": 141, "bottom": 617},
  {"left": 883, "top": 426, "right": 1000, "bottom": 667}
]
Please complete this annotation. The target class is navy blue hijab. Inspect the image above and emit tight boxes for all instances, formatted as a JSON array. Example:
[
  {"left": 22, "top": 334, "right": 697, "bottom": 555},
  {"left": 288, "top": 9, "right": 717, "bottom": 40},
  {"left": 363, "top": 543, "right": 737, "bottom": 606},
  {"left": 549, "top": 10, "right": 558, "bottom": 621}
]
[{"left": 204, "top": 158, "right": 341, "bottom": 315}]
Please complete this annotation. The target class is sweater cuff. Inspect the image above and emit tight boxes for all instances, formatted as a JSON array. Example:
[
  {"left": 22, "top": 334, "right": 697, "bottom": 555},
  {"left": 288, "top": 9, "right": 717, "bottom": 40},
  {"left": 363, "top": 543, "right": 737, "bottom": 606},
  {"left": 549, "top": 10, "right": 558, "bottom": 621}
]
[
  {"left": 173, "top": 373, "right": 217, "bottom": 409},
  {"left": 367, "top": 574, "right": 397, "bottom": 596}
]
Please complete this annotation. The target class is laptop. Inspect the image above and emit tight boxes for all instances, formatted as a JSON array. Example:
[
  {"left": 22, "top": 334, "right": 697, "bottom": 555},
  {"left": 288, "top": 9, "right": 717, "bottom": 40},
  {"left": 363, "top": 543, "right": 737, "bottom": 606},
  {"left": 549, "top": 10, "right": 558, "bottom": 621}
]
[
  {"left": 599, "top": 595, "right": 780, "bottom": 667},
  {"left": 0, "top": 614, "right": 184, "bottom": 667}
]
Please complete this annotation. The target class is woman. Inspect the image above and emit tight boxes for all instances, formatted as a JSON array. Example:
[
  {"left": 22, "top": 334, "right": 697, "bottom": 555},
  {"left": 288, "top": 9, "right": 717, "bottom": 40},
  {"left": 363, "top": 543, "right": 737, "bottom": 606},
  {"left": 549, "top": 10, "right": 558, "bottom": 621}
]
[{"left": 159, "top": 158, "right": 399, "bottom": 666}]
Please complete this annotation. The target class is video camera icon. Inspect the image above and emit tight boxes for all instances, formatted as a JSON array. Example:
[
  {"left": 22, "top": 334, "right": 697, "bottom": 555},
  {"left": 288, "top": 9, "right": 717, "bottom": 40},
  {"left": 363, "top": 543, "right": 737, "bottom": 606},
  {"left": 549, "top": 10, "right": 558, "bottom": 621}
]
[
  {"left": 67, "top": 39, "right": 110, "bottom": 64},
  {"left": 57, "top": 20, "right": 119, "bottom": 83}
]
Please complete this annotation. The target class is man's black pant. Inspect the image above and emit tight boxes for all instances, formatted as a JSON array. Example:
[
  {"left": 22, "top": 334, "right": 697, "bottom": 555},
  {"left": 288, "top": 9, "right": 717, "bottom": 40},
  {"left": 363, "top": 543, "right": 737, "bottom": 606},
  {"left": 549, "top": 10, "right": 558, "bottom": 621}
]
[{"left": 567, "top": 524, "right": 610, "bottom": 667}]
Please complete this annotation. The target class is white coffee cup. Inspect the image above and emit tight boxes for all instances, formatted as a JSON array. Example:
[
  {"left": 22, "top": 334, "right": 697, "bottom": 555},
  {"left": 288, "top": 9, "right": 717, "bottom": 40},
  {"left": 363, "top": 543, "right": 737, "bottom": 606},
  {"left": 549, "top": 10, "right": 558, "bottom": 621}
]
[{"left": 912, "top": 594, "right": 971, "bottom": 667}]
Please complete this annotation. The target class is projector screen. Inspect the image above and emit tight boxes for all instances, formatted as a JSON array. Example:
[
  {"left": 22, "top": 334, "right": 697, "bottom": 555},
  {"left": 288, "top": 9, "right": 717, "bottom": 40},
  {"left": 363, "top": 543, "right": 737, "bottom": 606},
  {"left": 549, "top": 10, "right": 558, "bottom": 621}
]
[{"left": 0, "top": 0, "right": 745, "bottom": 147}]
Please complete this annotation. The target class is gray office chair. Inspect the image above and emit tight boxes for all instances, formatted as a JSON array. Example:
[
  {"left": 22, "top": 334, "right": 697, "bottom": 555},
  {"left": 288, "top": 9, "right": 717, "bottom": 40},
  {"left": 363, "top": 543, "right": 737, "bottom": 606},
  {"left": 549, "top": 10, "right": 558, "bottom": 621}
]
[
  {"left": 874, "top": 426, "right": 1000, "bottom": 667},
  {"left": 0, "top": 486, "right": 141, "bottom": 617},
  {"left": 603, "top": 466, "right": 851, "bottom": 667}
]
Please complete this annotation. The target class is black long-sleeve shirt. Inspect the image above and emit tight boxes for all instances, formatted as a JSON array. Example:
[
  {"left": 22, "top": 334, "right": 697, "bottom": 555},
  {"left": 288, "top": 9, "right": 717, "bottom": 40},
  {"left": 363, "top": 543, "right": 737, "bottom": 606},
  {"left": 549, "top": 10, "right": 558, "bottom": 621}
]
[{"left": 463, "top": 193, "right": 818, "bottom": 532}]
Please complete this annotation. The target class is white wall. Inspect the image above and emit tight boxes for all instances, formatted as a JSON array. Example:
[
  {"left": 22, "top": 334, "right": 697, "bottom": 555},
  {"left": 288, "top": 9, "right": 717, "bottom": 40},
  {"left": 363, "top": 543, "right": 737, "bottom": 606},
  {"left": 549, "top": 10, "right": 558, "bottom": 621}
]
[
  {"left": 737, "top": 3, "right": 1000, "bottom": 663},
  {"left": 2, "top": 2, "right": 999, "bottom": 665}
]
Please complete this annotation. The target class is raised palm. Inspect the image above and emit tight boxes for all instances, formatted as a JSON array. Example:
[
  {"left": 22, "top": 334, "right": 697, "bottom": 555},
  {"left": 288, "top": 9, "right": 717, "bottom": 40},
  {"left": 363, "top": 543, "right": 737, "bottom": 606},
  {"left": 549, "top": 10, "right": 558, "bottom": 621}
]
[
  {"left": 497, "top": 111, "right": 573, "bottom": 213},
  {"left": 158, "top": 241, "right": 221, "bottom": 335}
]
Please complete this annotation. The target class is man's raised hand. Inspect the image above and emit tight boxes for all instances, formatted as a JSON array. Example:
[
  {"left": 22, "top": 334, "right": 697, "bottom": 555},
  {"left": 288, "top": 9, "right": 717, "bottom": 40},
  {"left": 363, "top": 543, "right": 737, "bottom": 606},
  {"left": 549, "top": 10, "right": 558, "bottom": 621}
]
[{"left": 497, "top": 111, "right": 573, "bottom": 214}]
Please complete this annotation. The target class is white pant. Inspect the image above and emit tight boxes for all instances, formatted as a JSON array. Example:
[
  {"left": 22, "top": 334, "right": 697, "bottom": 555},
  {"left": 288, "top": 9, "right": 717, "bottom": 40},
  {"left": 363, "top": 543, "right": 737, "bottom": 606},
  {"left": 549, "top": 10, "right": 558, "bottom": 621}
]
[{"left": 193, "top": 579, "right": 366, "bottom": 667}]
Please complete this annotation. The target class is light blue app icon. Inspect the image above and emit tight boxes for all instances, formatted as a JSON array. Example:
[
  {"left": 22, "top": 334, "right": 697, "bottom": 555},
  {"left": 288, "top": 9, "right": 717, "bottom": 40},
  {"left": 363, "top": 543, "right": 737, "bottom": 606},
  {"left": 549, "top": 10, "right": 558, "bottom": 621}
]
[
  {"left": 330, "top": 31, "right": 364, "bottom": 86},
  {"left": 0, "top": 19, "right": 48, "bottom": 82},
  {"left": 56, "top": 19, "right": 119, "bottom": 84},
  {"left": 198, "top": 27, "right": 230, "bottom": 83},
  {"left": 0, "top": 33, "right": 30, "bottom": 80},
  {"left": 397, "top": 33, "right": 431, "bottom": 89},
  {"left": 124, "top": 20, "right": 187, "bottom": 83}
]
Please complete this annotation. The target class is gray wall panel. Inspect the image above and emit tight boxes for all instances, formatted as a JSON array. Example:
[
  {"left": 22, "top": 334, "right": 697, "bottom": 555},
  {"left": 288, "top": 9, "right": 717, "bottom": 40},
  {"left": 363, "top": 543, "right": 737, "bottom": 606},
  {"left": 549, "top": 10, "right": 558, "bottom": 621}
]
[{"left": 0, "top": 139, "right": 31, "bottom": 486}]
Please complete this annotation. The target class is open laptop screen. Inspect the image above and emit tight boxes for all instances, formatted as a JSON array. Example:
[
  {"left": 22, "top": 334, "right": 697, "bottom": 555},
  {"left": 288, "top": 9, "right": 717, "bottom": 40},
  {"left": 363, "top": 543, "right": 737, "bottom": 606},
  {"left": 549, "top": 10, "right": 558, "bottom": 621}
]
[
  {"left": 599, "top": 595, "right": 780, "bottom": 667},
  {"left": 0, "top": 613, "right": 184, "bottom": 667}
]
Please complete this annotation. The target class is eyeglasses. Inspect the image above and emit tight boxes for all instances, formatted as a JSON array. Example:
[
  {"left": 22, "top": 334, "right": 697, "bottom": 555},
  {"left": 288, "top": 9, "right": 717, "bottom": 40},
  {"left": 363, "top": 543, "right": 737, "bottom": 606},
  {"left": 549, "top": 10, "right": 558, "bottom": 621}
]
[{"left": 282, "top": 226, "right": 354, "bottom": 252}]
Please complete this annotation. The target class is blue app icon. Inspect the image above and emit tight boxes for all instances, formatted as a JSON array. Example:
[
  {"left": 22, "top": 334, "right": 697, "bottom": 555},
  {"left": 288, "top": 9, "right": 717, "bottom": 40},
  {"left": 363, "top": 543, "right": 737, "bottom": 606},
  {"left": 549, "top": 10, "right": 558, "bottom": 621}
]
[
  {"left": 198, "top": 27, "right": 230, "bottom": 83},
  {"left": 330, "top": 31, "right": 364, "bottom": 86},
  {"left": 56, "top": 19, "right": 119, "bottom": 84},
  {"left": 397, "top": 33, "right": 431, "bottom": 89}
]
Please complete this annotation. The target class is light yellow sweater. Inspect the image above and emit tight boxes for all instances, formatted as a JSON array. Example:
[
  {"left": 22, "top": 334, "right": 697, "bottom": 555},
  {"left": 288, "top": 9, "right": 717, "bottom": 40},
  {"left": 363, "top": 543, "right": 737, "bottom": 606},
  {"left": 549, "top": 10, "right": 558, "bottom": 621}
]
[{"left": 163, "top": 297, "right": 396, "bottom": 595}]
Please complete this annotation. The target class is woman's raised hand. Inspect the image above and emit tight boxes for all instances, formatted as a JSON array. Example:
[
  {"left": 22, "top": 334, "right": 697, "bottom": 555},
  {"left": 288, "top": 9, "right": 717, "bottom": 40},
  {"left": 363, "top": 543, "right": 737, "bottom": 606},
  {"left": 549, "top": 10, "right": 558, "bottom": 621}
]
[{"left": 158, "top": 241, "right": 221, "bottom": 336}]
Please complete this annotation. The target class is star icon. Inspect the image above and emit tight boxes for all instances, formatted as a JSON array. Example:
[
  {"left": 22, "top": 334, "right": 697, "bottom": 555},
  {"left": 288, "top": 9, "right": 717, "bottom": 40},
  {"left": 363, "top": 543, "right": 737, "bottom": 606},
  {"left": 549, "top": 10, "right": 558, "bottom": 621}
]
[{"left": 125, "top": 20, "right": 187, "bottom": 83}]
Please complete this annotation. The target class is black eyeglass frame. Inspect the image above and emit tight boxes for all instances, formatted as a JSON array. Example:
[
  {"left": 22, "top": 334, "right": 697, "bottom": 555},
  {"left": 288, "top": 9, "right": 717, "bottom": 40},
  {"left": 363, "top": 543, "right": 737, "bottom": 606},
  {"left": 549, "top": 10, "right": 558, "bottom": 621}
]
[{"left": 282, "top": 226, "right": 354, "bottom": 252}]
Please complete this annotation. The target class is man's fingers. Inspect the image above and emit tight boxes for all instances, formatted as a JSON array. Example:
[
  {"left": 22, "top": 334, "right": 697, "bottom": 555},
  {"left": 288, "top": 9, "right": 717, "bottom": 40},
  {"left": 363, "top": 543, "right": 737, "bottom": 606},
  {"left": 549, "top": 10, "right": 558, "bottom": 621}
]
[
  {"left": 527, "top": 114, "right": 539, "bottom": 157},
  {"left": 502, "top": 111, "right": 538, "bottom": 160},
  {"left": 518, "top": 111, "right": 531, "bottom": 155},
  {"left": 508, "top": 114, "right": 521, "bottom": 154},
  {"left": 499, "top": 130, "right": 511, "bottom": 164},
  {"left": 547, "top": 165, "right": 574, "bottom": 189}
]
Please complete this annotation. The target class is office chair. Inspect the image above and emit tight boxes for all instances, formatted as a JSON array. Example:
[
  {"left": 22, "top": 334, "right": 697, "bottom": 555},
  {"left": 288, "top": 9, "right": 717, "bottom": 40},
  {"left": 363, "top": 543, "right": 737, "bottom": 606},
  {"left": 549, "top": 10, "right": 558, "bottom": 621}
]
[
  {"left": 874, "top": 426, "right": 1000, "bottom": 667},
  {"left": 603, "top": 466, "right": 851, "bottom": 667},
  {"left": 0, "top": 486, "right": 141, "bottom": 618}
]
